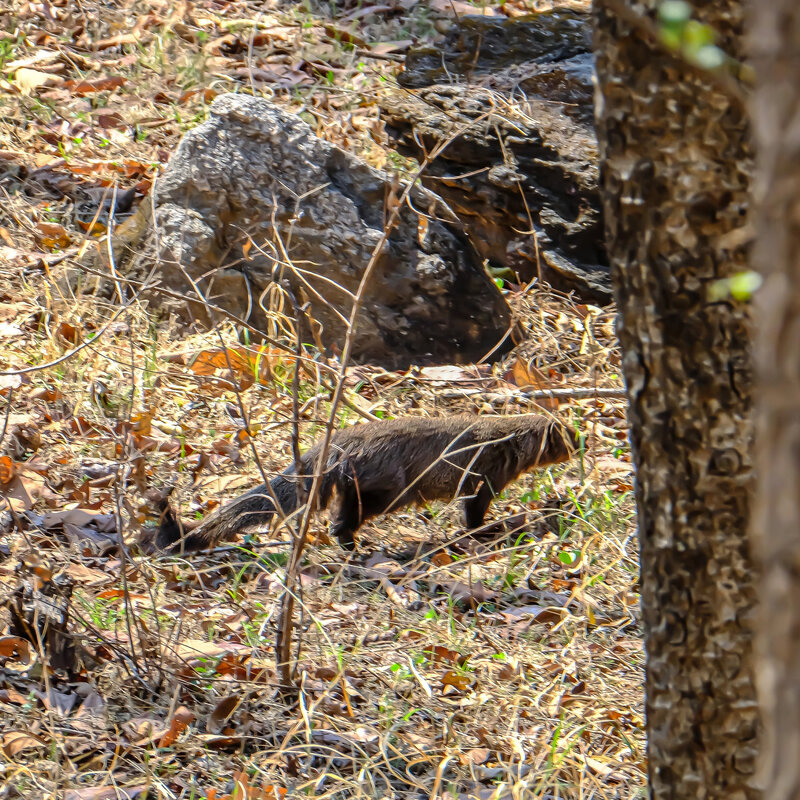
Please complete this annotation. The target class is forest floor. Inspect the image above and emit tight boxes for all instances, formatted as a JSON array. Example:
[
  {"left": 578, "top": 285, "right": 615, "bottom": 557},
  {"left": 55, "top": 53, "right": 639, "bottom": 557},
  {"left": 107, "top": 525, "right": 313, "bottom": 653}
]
[{"left": 0, "top": 1, "right": 644, "bottom": 799}]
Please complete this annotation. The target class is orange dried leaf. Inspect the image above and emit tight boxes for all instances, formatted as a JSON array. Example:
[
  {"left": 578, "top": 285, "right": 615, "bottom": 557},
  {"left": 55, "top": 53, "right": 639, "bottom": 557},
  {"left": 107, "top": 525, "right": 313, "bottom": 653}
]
[
  {"left": 64, "top": 162, "right": 105, "bottom": 176},
  {"left": 440, "top": 670, "right": 475, "bottom": 694},
  {"left": 76, "top": 217, "right": 107, "bottom": 234},
  {"left": 0, "top": 455, "right": 17, "bottom": 485},
  {"left": 36, "top": 221, "right": 71, "bottom": 250},
  {"left": 423, "top": 645, "right": 462, "bottom": 666},
  {"left": 0, "top": 226, "right": 15, "bottom": 247},
  {"left": 187, "top": 346, "right": 294, "bottom": 386},
  {"left": 233, "top": 428, "right": 251, "bottom": 445},
  {"left": 64, "top": 76, "right": 126, "bottom": 95},
  {"left": 57, "top": 321, "right": 82, "bottom": 344},
  {"left": 96, "top": 589, "right": 148, "bottom": 601},
  {"left": 510, "top": 358, "right": 551, "bottom": 389},
  {"left": 158, "top": 706, "right": 195, "bottom": 748},
  {"left": 0, "top": 636, "right": 31, "bottom": 662},
  {"left": 215, "top": 652, "right": 253, "bottom": 678},
  {"left": 122, "top": 159, "right": 151, "bottom": 177},
  {"left": 129, "top": 409, "right": 154, "bottom": 435},
  {"left": 220, "top": 771, "right": 287, "bottom": 800}
]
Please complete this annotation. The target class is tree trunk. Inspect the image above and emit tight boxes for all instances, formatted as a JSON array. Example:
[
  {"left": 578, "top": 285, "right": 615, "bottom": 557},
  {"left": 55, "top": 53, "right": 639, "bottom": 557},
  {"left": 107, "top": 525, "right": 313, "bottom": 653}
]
[
  {"left": 593, "top": 2, "right": 759, "bottom": 798},
  {"left": 749, "top": 1, "right": 800, "bottom": 797}
]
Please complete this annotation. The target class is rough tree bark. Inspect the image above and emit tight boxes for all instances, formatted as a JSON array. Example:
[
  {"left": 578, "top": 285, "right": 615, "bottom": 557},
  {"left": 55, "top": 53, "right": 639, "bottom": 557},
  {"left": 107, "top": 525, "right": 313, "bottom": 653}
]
[
  {"left": 593, "top": 1, "right": 759, "bottom": 798},
  {"left": 748, "top": 1, "right": 800, "bottom": 797}
]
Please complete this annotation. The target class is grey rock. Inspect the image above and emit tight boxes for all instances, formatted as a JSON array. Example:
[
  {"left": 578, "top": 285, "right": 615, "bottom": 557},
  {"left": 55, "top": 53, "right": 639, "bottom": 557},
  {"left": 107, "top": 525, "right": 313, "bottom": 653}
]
[{"left": 92, "top": 94, "right": 513, "bottom": 367}]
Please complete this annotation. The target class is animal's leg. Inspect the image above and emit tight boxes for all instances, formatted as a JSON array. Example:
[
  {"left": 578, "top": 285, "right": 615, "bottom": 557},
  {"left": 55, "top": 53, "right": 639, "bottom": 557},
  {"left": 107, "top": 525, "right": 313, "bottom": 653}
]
[
  {"left": 463, "top": 482, "right": 494, "bottom": 529},
  {"left": 329, "top": 486, "right": 362, "bottom": 551}
]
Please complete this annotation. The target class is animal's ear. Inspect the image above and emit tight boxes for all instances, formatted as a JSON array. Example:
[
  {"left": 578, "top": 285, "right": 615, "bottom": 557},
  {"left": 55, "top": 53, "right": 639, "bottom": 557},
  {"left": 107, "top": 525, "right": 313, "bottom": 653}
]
[
  {"left": 564, "top": 424, "right": 581, "bottom": 451},
  {"left": 547, "top": 420, "right": 580, "bottom": 461},
  {"left": 154, "top": 503, "right": 185, "bottom": 550},
  {"left": 134, "top": 486, "right": 176, "bottom": 553}
]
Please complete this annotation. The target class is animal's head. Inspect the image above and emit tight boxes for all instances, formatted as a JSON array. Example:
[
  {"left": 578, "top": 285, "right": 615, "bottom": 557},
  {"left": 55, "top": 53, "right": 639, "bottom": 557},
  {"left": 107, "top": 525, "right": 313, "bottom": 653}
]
[{"left": 522, "top": 417, "right": 580, "bottom": 470}]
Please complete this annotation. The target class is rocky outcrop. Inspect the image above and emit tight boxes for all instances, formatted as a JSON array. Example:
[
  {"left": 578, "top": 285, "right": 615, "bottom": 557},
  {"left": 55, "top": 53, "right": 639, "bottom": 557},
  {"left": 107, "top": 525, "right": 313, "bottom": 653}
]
[
  {"left": 382, "top": 10, "right": 610, "bottom": 302},
  {"left": 399, "top": 10, "right": 592, "bottom": 89},
  {"left": 89, "top": 94, "right": 514, "bottom": 367}
]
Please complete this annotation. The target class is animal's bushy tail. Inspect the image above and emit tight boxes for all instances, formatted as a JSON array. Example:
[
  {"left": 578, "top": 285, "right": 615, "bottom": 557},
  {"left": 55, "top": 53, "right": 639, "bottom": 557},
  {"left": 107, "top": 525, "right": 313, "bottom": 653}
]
[{"left": 153, "top": 473, "right": 301, "bottom": 553}]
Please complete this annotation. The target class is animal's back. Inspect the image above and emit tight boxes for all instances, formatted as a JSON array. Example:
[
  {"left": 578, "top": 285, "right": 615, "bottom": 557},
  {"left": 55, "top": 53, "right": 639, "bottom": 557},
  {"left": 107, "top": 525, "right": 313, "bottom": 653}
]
[{"left": 308, "top": 414, "right": 546, "bottom": 507}]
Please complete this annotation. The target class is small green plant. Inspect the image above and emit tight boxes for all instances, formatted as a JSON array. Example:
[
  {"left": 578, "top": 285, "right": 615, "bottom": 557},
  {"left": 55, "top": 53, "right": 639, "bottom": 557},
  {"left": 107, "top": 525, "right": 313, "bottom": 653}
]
[
  {"left": 0, "top": 37, "right": 17, "bottom": 69},
  {"left": 658, "top": 1, "right": 728, "bottom": 70},
  {"left": 491, "top": 652, "right": 508, "bottom": 661},
  {"left": 77, "top": 595, "right": 124, "bottom": 630},
  {"left": 389, "top": 661, "right": 412, "bottom": 681},
  {"left": 709, "top": 270, "right": 762, "bottom": 302},
  {"left": 558, "top": 548, "right": 581, "bottom": 567},
  {"left": 519, "top": 488, "right": 539, "bottom": 504}
]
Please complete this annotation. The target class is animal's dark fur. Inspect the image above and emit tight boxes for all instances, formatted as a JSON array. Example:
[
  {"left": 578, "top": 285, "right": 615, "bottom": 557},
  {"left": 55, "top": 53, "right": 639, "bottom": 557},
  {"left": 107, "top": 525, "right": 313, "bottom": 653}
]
[{"left": 154, "top": 414, "right": 577, "bottom": 553}]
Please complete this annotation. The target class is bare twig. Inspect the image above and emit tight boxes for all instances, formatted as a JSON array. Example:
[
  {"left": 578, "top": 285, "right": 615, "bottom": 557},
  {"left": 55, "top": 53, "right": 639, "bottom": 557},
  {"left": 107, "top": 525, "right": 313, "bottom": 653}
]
[{"left": 274, "top": 112, "right": 492, "bottom": 688}]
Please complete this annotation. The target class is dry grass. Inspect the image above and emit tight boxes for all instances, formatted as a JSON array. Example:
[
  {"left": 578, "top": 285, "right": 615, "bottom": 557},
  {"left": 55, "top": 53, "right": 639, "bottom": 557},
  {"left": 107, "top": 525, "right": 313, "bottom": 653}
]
[{"left": 0, "top": 1, "right": 642, "bottom": 798}]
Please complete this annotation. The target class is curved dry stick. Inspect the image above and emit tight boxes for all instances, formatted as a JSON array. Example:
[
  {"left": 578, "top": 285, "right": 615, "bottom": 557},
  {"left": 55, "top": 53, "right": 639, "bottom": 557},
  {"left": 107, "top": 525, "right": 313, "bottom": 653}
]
[{"left": 275, "top": 107, "right": 504, "bottom": 686}]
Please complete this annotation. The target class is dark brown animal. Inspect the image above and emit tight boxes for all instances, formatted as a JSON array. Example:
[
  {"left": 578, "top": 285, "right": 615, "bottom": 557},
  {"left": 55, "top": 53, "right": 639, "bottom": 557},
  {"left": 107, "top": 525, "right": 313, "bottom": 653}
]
[{"left": 154, "top": 414, "right": 577, "bottom": 553}]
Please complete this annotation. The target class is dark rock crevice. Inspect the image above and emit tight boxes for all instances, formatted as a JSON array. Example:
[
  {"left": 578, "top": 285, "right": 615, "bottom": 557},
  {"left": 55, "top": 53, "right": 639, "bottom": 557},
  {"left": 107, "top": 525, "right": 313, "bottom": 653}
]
[{"left": 381, "top": 9, "right": 610, "bottom": 302}]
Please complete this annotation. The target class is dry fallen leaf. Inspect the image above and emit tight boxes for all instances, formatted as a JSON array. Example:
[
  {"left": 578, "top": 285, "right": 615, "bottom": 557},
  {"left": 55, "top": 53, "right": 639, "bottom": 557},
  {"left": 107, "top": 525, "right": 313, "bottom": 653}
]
[
  {"left": 439, "top": 579, "right": 497, "bottom": 606},
  {"left": 158, "top": 706, "right": 195, "bottom": 748},
  {"left": 0, "top": 464, "right": 45, "bottom": 511},
  {"left": 2, "top": 730, "right": 47, "bottom": 758},
  {"left": 207, "top": 770, "right": 287, "bottom": 800},
  {"left": 207, "top": 695, "right": 241, "bottom": 734},
  {"left": 0, "top": 455, "right": 17, "bottom": 485},
  {"left": 0, "top": 636, "right": 31, "bottom": 663},
  {"left": 429, "top": 0, "right": 502, "bottom": 15},
  {"left": 14, "top": 67, "right": 62, "bottom": 93},
  {"left": 92, "top": 33, "right": 139, "bottom": 50},
  {"left": 440, "top": 669, "right": 476, "bottom": 695},
  {"left": 0, "top": 687, "right": 30, "bottom": 705},
  {"left": 36, "top": 221, "right": 72, "bottom": 250},
  {"left": 63, "top": 76, "right": 126, "bottom": 95},
  {"left": 37, "top": 687, "right": 77, "bottom": 717},
  {"left": 424, "top": 645, "right": 466, "bottom": 667}
]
